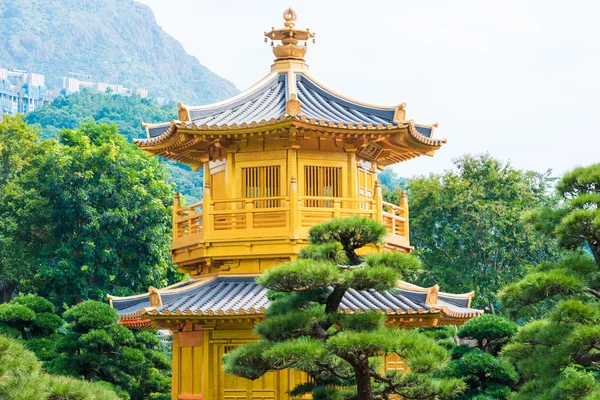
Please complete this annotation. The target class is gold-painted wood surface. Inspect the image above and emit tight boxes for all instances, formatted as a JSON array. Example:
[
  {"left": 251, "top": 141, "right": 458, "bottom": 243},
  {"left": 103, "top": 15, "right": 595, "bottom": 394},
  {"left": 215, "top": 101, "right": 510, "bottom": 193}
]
[{"left": 124, "top": 9, "right": 468, "bottom": 400}]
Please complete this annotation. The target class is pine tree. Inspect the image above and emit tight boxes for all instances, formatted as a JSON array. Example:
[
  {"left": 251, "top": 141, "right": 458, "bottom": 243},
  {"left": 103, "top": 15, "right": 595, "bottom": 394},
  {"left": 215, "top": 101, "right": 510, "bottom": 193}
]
[
  {"left": 224, "top": 216, "right": 465, "bottom": 400},
  {"left": 47, "top": 300, "right": 171, "bottom": 400},
  {"left": 499, "top": 164, "right": 600, "bottom": 398},
  {"left": 0, "top": 334, "right": 119, "bottom": 400},
  {"left": 439, "top": 315, "right": 519, "bottom": 399}
]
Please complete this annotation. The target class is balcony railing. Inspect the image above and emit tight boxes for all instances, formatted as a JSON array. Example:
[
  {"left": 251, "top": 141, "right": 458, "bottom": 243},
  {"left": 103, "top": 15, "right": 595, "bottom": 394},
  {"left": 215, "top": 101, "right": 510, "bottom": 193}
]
[{"left": 172, "top": 179, "right": 409, "bottom": 250}]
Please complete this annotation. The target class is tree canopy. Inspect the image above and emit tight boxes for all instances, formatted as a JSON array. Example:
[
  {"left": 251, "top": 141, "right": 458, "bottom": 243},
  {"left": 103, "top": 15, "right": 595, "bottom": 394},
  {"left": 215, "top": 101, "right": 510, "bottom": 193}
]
[
  {"left": 499, "top": 164, "right": 600, "bottom": 399},
  {"left": 0, "top": 117, "right": 177, "bottom": 305},
  {"left": 224, "top": 216, "right": 465, "bottom": 400},
  {"left": 24, "top": 90, "right": 175, "bottom": 143},
  {"left": 0, "top": 334, "right": 120, "bottom": 400},
  {"left": 0, "top": 116, "right": 43, "bottom": 302},
  {"left": 407, "top": 154, "right": 559, "bottom": 310},
  {"left": 47, "top": 300, "right": 171, "bottom": 400},
  {"left": 25, "top": 90, "right": 204, "bottom": 204},
  {"left": 0, "top": 294, "right": 170, "bottom": 399}
]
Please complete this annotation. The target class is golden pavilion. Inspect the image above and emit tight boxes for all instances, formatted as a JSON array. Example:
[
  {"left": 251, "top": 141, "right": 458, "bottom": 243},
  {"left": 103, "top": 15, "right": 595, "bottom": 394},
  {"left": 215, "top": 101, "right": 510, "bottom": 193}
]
[{"left": 108, "top": 9, "right": 482, "bottom": 400}]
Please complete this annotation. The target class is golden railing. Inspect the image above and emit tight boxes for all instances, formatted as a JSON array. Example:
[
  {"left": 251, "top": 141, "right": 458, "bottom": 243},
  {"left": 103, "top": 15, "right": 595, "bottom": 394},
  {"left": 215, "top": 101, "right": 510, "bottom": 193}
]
[
  {"left": 172, "top": 180, "right": 409, "bottom": 249},
  {"left": 382, "top": 200, "right": 409, "bottom": 238}
]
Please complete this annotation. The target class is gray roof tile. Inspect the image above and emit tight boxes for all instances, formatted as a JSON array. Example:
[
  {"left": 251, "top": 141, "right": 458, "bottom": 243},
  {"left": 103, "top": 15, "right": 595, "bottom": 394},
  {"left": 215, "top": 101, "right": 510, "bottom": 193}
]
[
  {"left": 112, "top": 276, "right": 482, "bottom": 320},
  {"left": 142, "top": 72, "right": 435, "bottom": 140}
]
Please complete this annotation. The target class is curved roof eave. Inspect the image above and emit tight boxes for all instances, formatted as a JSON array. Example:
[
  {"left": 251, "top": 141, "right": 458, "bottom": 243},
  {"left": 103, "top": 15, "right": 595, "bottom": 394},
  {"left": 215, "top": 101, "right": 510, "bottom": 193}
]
[
  {"left": 112, "top": 276, "right": 482, "bottom": 323},
  {"left": 134, "top": 70, "right": 445, "bottom": 151},
  {"left": 184, "top": 72, "right": 280, "bottom": 113},
  {"left": 133, "top": 118, "right": 445, "bottom": 148},
  {"left": 298, "top": 71, "right": 401, "bottom": 111}
]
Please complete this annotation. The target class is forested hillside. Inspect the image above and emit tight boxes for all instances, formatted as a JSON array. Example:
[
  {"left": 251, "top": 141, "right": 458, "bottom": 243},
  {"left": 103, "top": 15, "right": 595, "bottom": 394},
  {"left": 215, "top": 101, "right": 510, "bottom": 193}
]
[
  {"left": 0, "top": 0, "right": 238, "bottom": 104},
  {"left": 25, "top": 90, "right": 204, "bottom": 204}
]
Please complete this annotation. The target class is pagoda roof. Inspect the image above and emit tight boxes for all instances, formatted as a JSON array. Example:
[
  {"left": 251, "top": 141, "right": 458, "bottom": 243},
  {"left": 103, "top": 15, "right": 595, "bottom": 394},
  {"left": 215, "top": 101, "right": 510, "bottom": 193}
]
[
  {"left": 109, "top": 276, "right": 482, "bottom": 328},
  {"left": 142, "top": 72, "right": 437, "bottom": 141},
  {"left": 135, "top": 9, "right": 445, "bottom": 168}
]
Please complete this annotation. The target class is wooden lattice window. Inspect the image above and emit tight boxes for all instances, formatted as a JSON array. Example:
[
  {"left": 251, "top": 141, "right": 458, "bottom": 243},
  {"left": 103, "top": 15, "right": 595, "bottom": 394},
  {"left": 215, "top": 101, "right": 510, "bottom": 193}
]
[
  {"left": 358, "top": 168, "right": 374, "bottom": 199},
  {"left": 242, "top": 166, "right": 280, "bottom": 208},
  {"left": 304, "top": 166, "right": 342, "bottom": 207}
]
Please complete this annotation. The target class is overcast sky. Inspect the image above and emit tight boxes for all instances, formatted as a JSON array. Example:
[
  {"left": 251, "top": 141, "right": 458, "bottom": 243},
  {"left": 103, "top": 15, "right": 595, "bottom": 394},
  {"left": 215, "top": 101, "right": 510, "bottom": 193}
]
[{"left": 138, "top": 0, "right": 599, "bottom": 178}]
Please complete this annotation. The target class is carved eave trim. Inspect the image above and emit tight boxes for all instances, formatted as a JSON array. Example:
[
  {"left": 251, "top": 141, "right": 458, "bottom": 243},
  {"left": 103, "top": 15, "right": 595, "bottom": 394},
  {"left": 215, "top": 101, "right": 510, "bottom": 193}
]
[
  {"left": 133, "top": 116, "right": 445, "bottom": 168},
  {"left": 134, "top": 115, "right": 445, "bottom": 147},
  {"left": 300, "top": 71, "right": 401, "bottom": 111},
  {"left": 118, "top": 305, "right": 482, "bottom": 326}
]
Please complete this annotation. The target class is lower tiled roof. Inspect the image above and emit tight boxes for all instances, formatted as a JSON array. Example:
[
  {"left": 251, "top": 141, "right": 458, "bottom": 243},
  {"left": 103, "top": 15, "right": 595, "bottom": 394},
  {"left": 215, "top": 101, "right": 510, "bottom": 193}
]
[{"left": 110, "top": 276, "right": 482, "bottom": 321}]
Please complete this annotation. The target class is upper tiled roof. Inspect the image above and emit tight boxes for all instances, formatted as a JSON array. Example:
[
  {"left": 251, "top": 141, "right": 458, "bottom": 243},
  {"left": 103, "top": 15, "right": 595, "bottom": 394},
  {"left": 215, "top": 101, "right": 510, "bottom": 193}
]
[
  {"left": 110, "top": 276, "right": 482, "bottom": 322},
  {"left": 187, "top": 75, "right": 286, "bottom": 127},
  {"left": 141, "top": 71, "right": 436, "bottom": 141},
  {"left": 296, "top": 75, "right": 395, "bottom": 127}
]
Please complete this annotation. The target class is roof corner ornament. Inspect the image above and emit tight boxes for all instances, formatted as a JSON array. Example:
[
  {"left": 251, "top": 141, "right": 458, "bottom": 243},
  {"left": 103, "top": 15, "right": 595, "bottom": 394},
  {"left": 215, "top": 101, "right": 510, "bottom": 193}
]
[
  {"left": 148, "top": 286, "right": 163, "bottom": 307},
  {"left": 264, "top": 8, "right": 315, "bottom": 62},
  {"left": 425, "top": 285, "right": 440, "bottom": 305},
  {"left": 285, "top": 93, "right": 301, "bottom": 117},
  {"left": 393, "top": 102, "right": 407, "bottom": 123},
  {"left": 178, "top": 103, "right": 190, "bottom": 122}
]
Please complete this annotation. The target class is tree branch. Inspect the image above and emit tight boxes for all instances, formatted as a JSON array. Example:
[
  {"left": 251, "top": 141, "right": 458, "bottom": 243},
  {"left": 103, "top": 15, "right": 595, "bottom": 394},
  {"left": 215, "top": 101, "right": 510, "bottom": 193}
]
[
  {"left": 586, "top": 287, "right": 600, "bottom": 300},
  {"left": 370, "top": 370, "right": 392, "bottom": 383},
  {"left": 575, "top": 352, "right": 600, "bottom": 366},
  {"left": 315, "top": 361, "right": 353, "bottom": 380}
]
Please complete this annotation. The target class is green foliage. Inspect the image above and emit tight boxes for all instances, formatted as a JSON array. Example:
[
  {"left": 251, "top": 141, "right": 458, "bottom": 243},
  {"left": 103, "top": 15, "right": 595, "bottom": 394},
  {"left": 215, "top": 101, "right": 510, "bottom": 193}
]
[
  {"left": 379, "top": 168, "right": 409, "bottom": 206},
  {"left": 443, "top": 350, "right": 518, "bottom": 400},
  {"left": 1, "top": 120, "right": 176, "bottom": 305},
  {"left": 526, "top": 163, "right": 600, "bottom": 266},
  {"left": 308, "top": 216, "right": 387, "bottom": 263},
  {"left": 457, "top": 315, "right": 517, "bottom": 355},
  {"left": 427, "top": 315, "right": 520, "bottom": 399},
  {"left": 25, "top": 90, "right": 176, "bottom": 143},
  {"left": 0, "top": 116, "right": 42, "bottom": 302},
  {"left": 47, "top": 300, "right": 170, "bottom": 400},
  {"left": 11, "top": 294, "right": 55, "bottom": 313},
  {"left": 497, "top": 164, "right": 600, "bottom": 398},
  {"left": 363, "top": 252, "right": 423, "bottom": 278},
  {"left": 25, "top": 90, "right": 204, "bottom": 204},
  {"left": 298, "top": 242, "right": 347, "bottom": 264},
  {"left": 379, "top": 167, "right": 408, "bottom": 191},
  {"left": 63, "top": 300, "right": 119, "bottom": 333},
  {"left": 417, "top": 326, "right": 457, "bottom": 341},
  {"left": 498, "top": 254, "right": 592, "bottom": 316},
  {"left": 258, "top": 259, "right": 342, "bottom": 292},
  {"left": 0, "top": 335, "right": 120, "bottom": 400},
  {"left": 0, "top": 335, "right": 40, "bottom": 379},
  {"left": 225, "top": 217, "right": 464, "bottom": 400},
  {"left": 0, "top": 295, "right": 63, "bottom": 341},
  {"left": 407, "top": 154, "right": 559, "bottom": 309}
]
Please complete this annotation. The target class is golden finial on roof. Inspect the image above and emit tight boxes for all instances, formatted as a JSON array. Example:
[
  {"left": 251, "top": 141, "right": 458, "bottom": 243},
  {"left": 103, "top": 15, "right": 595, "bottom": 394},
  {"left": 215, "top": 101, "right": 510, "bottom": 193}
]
[{"left": 264, "top": 8, "right": 315, "bottom": 62}]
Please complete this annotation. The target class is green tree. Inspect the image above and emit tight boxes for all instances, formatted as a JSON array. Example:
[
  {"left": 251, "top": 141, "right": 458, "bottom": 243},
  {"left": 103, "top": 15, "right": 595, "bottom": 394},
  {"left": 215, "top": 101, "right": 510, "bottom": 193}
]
[
  {"left": 0, "top": 294, "right": 62, "bottom": 341},
  {"left": 25, "top": 90, "right": 204, "bottom": 204},
  {"left": 223, "top": 216, "right": 465, "bottom": 400},
  {"left": 47, "top": 300, "right": 170, "bottom": 400},
  {"left": 2, "top": 122, "right": 176, "bottom": 305},
  {"left": 439, "top": 315, "right": 519, "bottom": 400},
  {"left": 379, "top": 167, "right": 409, "bottom": 206},
  {"left": 0, "top": 116, "right": 43, "bottom": 302},
  {"left": 0, "top": 334, "right": 120, "bottom": 400},
  {"left": 408, "top": 154, "right": 558, "bottom": 310},
  {"left": 24, "top": 90, "right": 175, "bottom": 143},
  {"left": 498, "top": 164, "right": 600, "bottom": 399}
]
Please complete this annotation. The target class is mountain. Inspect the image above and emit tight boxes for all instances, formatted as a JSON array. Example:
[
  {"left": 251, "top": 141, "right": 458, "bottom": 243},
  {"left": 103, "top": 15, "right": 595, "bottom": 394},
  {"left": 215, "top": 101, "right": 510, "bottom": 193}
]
[{"left": 0, "top": 0, "right": 238, "bottom": 104}]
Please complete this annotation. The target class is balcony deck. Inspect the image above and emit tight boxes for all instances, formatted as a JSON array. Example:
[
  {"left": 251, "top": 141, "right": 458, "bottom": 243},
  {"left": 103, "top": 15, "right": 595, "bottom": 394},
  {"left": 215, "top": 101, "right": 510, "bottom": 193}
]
[{"left": 171, "top": 183, "right": 410, "bottom": 273}]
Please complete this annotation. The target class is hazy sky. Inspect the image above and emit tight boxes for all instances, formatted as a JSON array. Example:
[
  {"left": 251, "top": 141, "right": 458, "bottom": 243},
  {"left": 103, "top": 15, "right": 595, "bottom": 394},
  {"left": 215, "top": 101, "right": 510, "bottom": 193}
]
[{"left": 138, "top": 0, "right": 599, "bottom": 178}]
